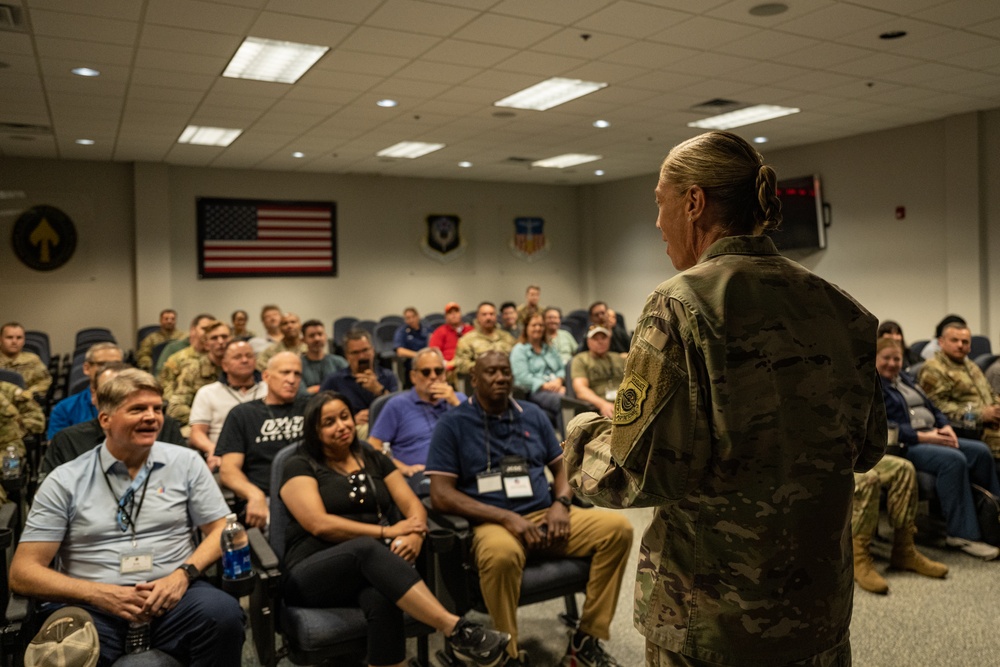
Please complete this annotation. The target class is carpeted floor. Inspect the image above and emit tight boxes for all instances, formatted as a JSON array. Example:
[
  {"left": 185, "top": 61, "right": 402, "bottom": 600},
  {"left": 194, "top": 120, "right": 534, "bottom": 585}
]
[{"left": 242, "top": 507, "right": 1000, "bottom": 666}]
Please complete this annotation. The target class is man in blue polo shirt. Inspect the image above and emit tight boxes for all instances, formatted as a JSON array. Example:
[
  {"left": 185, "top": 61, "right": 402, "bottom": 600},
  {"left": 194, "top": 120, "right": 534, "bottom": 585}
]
[
  {"left": 46, "top": 342, "right": 123, "bottom": 439},
  {"left": 320, "top": 329, "right": 398, "bottom": 431},
  {"left": 369, "top": 347, "right": 464, "bottom": 489},
  {"left": 426, "top": 351, "right": 632, "bottom": 667},
  {"left": 393, "top": 307, "right": 430, "bottom": 386},
  {"left": 12, "top": 368, "right": 243, "bottom": 666}
]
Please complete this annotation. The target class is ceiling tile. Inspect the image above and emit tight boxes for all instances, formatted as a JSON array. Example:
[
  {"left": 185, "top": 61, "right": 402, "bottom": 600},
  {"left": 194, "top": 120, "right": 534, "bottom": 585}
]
[
  {"left": 26, "top": 0, "right": 144, "bottom": 21},
  {"left": 648, "top": 15, "right": 756, "bottom": 49},
  {"left": 246, "top": 11, "right": 355, "bottom": 46},
  {"left": 337, "top": 26, "right": 441, "bottom": 57},
  {"left": 913, "top": 0, "right": 1000, "bottom": 28},
  {"left": 603, "top": 40, "right": 694, "bottom": 67},
  {"left": 364, "top": 0, "right": 481, "bottom": 36},
  {"left": 531, "top": 28, "right": 633, "bottom": 58},
  {"left": 139, "top": 25, "right": 244, "bottom": 58},
  {"left": 715, "top": 30, "right": 820, "bottom": 59},
  {"left": 394, "top": 60, "right": 482, "bottom": 84},
  {"left": 575, "top": 1, "right": 692, "bottom": 39},
  {"left": 769, "top": 3, "right": 895, "bottom": 40},
  {"left": 144, "top": 0, "right": 258, "bottom": 34},
  {"left": 28, "top": 9, "right": 139, "bottom": 46},
  {"left": 320, "top": 50, "right": 410, "bottom": 76},
  {"left": 491, "top": 0, "right": 613, "bottom": 24},
  {"left": 133, "top": 48, "right": 226, "bottom": 76},
  {"left": 263, "top": 0, "right": 381, "bottom": 23},
  {"left": 495, "top": 51, "right": 586, "bottom": 76},
  {"left": 130, "top": 68, "right": 217, "bottom": 91},
  {"left": 33, "top": 37, "right": 134, "bottom": 66},
  {"left": 421, "top": 39, "right": 516, "bottom": 67},
  {"left": 452, "top": 14, "right": 561, "bottom": 48}
]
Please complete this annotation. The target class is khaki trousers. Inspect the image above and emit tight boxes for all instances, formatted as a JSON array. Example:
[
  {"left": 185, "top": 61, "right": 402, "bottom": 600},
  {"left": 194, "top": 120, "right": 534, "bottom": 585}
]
[{"left": 472, "top": 505, "right": 633, "bottom": 658}]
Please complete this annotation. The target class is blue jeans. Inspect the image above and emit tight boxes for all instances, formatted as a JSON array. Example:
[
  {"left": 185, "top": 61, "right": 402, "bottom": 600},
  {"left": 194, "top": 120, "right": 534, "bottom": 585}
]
[
  {"left": 40, "top": 580, "right": 244, "bottom": 667},
  {"left": 905, "top": 437, "right": 1000, "bottom": 541}
]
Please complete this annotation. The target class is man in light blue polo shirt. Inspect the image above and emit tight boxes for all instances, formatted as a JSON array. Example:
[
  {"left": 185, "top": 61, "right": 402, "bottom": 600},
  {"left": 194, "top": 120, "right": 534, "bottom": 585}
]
[
  {"left": 368, "top": 347, "right": 465, "bottom": 490},
  {"left": 12, "top": 369, "right": 243, "bottom": 666}
]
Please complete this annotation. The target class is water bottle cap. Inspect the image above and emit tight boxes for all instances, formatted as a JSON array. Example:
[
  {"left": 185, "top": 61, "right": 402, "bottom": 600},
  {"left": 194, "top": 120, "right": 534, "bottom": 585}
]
[{"left": 225, "top": 512, "right": 237, "bottom": 522}]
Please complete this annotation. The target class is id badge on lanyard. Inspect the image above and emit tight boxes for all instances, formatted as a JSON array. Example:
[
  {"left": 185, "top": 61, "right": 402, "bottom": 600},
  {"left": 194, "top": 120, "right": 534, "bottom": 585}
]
[{"left": 500, "top": 455, "right": 532, "bottom": 499}]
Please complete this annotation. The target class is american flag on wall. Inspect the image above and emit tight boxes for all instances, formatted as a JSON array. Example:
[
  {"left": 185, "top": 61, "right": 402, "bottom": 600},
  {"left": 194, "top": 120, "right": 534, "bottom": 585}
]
[{"left": 197, "top": 198, "right": 337, "bottom": 278}]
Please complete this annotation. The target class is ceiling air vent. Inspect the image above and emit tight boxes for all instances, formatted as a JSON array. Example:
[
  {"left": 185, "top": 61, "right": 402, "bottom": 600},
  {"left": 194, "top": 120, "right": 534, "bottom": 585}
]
[
  {"left": 689, "top": 98, "right": 743, "bottom": 114},
  {"left": 0, "top": 4, "right": 27, "bottom": 33},
  {"left": 0, "top": 122, "right": 51, "bottom": 135},
  {"left": 503, "top": 157, "right": 536, "bottom": 165}
]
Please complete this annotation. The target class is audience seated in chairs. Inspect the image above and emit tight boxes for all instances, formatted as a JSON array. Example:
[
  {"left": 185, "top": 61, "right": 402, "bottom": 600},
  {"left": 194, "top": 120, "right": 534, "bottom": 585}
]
[
  {"left": 218, "top": 352, "right": 308, "bottom": 530},
  {"left": 276, "top": 390, "right": 511, "bottom": 667},
  {"left": 510, "top": 313, "right": 566, "bottom": 431},
  {"left": 0, "top": 322, "right": 52, "bottom": 400},
  {"left": 543, "top": 308, "right": 577, "bottom": 366},
  {"left": 878, "top": 338, "right": 1000, "bottom": 559},
  {"left": 499, "top": 302, "right": 520, "bottom": 340},
  {"left": 319, "top": 329, "right": 398, "bottom": 438},
  {"left": 257, "top": 312, "right": 307, "bottom": 372},
  {"left": 47, "top": 342, "right": 124, "bottom": 439},
  {"left": 428, "top": 303, "right": 473, "bottom": 374},
  {"left": 427, "top": 351, "right": 633, "bottom": 666},
  {"left": 187, "top": 340, "right": 267, "bottom": 472},
  {"left": 230, "top": 308, "right": 254, "bottom": 341},
  {"left": 42, "top": 363, "right": 186, "bottom": 480},
  {"left": 851, "top": 454, "right": 948, "bottom": 593},
  {"left": 0, "top": 375, "right": 43, "bottom": 503},
  {"left": 136, "top": 309, "right": 183, "bottom": 372},
  {"left": 156, "top": 313, "right": 215, "bottom": 393},
  {"left": 453, "top": 302, "right": 516, "bottom": 377},
  {"left": 167, "top": 320, "right": 232, "bottom": 429},
  {"left": 570, "top": 326, "right": 625, "bottom": 421},
  {"left": 368, "top": 348, "right": 466, "bottom": 494},
  {"left": 393, "top": 307, "right": 431, "bottom": 385},
  {"left": 298, "top": 319, "right": 347, "bottom": 395},
  {"left": 11, "top": 368, "right": 244, "bottom": 666}
]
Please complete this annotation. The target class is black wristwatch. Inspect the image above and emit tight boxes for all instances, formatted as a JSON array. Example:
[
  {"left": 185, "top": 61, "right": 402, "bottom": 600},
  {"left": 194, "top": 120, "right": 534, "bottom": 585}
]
[
  {"left": 555, "top": 495, "right": 572, "bottom": 509},
  {"left": 177, "top": 563, "right": 200, "bottom": 583}
]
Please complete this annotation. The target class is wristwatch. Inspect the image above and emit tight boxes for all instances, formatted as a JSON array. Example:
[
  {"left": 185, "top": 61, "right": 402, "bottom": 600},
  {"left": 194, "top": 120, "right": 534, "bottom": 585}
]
[
  {"left": 555, "top": 495, "right": 572, "bottom": 509},
  {"left": 177, "top": 563, "right": 200, "bottom": 583}
]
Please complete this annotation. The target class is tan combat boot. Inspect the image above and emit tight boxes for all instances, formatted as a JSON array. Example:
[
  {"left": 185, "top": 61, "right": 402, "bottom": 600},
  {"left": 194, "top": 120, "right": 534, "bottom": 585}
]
[
  {"left": 853, "top": 534, "right": 889, "bottom": 594},
  {"left": 890, "top": 526, "right": 948, "bottom": 578}
]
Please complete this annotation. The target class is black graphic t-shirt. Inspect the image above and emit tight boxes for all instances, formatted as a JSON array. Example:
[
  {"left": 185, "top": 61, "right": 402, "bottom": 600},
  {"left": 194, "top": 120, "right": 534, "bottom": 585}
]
[{"left": 216, "top": 397, "right": 308, "bottom": 493}]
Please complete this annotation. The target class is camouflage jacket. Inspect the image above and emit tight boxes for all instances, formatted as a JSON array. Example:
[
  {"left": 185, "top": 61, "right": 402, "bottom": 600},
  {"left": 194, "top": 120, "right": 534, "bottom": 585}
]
[
  {"left": 0, "top": 351, "right": 52, "bottom": 398},
  {"left": 453, "top": 328, "right": 516, "bottom": 375},
  {"left": 917, "top": 350, "right": 998, "bottom": 424},
  {"left": 159, "top": 346, "right": 203, "bottom": 407},
  {"left": 136, "top": 329, "right": 184, "bottom": 371},
  {"left": 257, "top": 340, "right": 307, "bottom": 371},
  {"left": 563, "top": 235, "right": 885, "bottom": 666},
  {"left": 0, "top": 381, "right": 44, "bottom": 458},
  {"left": 167, "top": 355, "right": 223, "bottom": 425}
]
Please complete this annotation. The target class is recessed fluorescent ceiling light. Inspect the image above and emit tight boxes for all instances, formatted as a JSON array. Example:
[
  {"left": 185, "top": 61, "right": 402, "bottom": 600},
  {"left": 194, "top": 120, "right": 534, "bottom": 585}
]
[
  {"left": 688, "top": 105, "right": 799, "bottom": 130},
  {"left": 376, "top": 142, "right": 445, "bottom": 159},
  {"left": 72, "top": 67, "right": 100, "bottom": 77},
  {"left": 495, "top": 77, "right": 608, "bottom": 111},
  {"left": 532, "top": 154, "right": 601, "bottom": 169},
  {"left": 223, "top": 36, "right": 328, "bottom": 84},
  {"left": 178, "top": 125, "right": 243, "bottom": 147}
]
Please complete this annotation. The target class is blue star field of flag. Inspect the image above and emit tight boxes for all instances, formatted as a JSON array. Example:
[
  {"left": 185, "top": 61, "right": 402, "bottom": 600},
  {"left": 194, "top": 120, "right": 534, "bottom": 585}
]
[{"left": 204, "top": 204, "right": 257, "bottom": 240}]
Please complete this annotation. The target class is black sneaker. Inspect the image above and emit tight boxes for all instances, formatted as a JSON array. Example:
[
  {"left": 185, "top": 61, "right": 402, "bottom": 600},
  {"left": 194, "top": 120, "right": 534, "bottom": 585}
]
[
  {"left": 562, "top": 631, "right": 621, "bottom": 667},
  {"left": 447, "top": 618, "right": 511, "bottom": 667}
]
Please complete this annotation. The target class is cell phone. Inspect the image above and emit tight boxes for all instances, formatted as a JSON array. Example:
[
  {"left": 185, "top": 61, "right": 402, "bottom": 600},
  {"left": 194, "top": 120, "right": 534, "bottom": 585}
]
[{"left": 357, "top": 358, "right": 371, "bottom": 372}]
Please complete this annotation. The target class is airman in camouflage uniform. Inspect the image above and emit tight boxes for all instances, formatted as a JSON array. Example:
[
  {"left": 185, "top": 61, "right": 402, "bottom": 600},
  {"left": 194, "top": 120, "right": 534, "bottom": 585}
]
[
  {"left": 257, "top": 313, "right": 306, "bottom": 371},
  {"left": 453, "top": 303, "right": 517, "bottom": 376},
  {"left": 852, "top": 455, "right": 947, "bottom": 593},
  {"left": 166, "top": 321, "right": 231, "bottom": 426},
  {"left": 0, "top": 380, "right": 44, "bottom": 503},
  {"left": 0, "top": 323, "right": 51, "bottom": 398},
  {"left": 917, "top": 324, "right": 1000, "bottom": 457},
  {"left": 563, "top": 235, "right": 885, "bottom": 667},
  {"left": 136, "top": 309, "right": 184, "bottom": 371},
  {"left": 158, "top": 314, "right": 216, "bottom": 407}
]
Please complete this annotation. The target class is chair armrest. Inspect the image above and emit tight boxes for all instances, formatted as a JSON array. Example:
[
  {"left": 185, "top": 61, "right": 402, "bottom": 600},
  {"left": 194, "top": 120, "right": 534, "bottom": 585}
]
[
  {"left": 247, "top": 527, "right": 279, "bottom": 573},
  {"left": 421, "top": 497, "right": 470, "bottom": 533},
  {"left": 559, "top": 396, "right": 595, "bottom": 413},
  {"left": 6, "top": 594, "right": 28, "bottom": 624}
]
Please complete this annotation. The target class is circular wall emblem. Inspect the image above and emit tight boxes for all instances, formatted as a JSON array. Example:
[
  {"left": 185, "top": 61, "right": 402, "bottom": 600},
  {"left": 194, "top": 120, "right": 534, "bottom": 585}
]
[{"left": 11, "top": 205, "right": 77, "bottom": 271}]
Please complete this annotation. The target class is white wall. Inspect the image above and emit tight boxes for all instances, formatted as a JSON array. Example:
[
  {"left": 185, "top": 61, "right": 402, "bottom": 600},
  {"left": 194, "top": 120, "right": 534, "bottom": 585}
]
[{"left": 579, "top": 111, "right": 997, "bottom": 347}]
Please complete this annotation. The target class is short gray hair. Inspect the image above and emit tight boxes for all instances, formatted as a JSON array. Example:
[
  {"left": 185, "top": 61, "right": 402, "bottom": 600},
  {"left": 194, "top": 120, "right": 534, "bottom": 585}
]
[{"left": 96, "top": 368, "right": 162, "bottom": 414}]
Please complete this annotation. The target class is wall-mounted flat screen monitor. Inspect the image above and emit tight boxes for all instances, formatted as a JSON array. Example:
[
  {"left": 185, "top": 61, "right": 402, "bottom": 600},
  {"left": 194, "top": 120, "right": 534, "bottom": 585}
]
[{"left": 769, "top": 175, "right": 826, "bottom": 251}]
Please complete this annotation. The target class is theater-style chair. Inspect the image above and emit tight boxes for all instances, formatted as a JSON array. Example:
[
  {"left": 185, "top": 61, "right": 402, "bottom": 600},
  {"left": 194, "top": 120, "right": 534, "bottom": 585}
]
[
  {"left": 73, "top": 328, "right": 116, "bottom": 351},
  {"left": 150, "top": 341, "right": 171, "bottom": 372},
  {"left": 422, "top": 314, "right": 445, "bottom": 331},
  {"left": 135, "top": 324, "right": 160, "bottom": 350},
  {"left": 247, "top": 444, "right": 437, "bottom": 667},
  {"left": 331, "top": 317, "right": 359, "bottom": 355},
  {"left": 970, "top": 335, "right": 992, "bottom": 360},
  {"left": 975, "top": 353, "right": 999, "bottom": 372},
  {"left": 379, "top": 315, "right": 405, "bottom": 328},
  {"left": 424, "top": 499, "right": 590, "bottom": 666},
  {"left": 373, "top": 321, "right": 402, "bottom": 376}
]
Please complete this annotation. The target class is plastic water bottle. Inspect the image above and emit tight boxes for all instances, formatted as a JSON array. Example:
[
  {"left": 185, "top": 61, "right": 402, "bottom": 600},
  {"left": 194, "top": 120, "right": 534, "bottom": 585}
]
[
  {"left": 1, "top": 446, "right": 20, "bottom": 479},
  {"left": 221, "top": 513, "right": 252, "bottom": 580},
  {"left": 963, "top": 403, "right": 977, "bottom": 432},
  {"left": 125, "top": 621, "right": 150, "bottom": 653}
]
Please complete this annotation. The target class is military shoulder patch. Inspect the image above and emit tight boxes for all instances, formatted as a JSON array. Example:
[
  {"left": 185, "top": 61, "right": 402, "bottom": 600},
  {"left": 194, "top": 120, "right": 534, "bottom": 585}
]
[{"left": 614, "top": 374, "right": 649, "bottom": 425}]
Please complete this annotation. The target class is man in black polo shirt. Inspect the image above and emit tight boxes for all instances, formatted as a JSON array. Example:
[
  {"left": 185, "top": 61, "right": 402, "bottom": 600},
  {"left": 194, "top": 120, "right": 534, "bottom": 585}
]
[{"left": 218, "top": 352, "right": 307, "bottom": 528}]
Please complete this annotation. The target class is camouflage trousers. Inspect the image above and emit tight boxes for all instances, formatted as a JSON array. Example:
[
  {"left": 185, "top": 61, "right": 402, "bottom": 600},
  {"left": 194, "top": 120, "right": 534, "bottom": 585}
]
[
  {"left": 852, "top": 454, "right": 917, "bottom": 537},
  {"left": 983, "top": 428, "right": 1000, "bottom": 459},
  {"left": 645, "top": 638, "right": 851, "bottom": 667}
]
